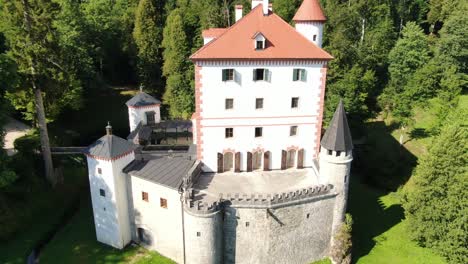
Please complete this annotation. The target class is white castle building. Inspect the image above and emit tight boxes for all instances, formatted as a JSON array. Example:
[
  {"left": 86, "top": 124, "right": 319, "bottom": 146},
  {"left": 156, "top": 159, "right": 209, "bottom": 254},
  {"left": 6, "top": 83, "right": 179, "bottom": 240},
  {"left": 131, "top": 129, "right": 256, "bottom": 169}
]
[{"left": 85, "top": 1, "right": 354, "bottom": 263}]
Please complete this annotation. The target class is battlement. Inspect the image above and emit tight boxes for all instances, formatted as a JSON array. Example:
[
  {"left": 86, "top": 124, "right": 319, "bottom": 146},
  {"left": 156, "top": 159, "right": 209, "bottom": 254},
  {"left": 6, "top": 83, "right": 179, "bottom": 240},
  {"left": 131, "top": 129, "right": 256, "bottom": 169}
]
[
  {"left": 219, "top": 184, "right": 334, "bottom": 208},
  {"left": 184, "top": 196, "right": 220, "bottom": 215}
]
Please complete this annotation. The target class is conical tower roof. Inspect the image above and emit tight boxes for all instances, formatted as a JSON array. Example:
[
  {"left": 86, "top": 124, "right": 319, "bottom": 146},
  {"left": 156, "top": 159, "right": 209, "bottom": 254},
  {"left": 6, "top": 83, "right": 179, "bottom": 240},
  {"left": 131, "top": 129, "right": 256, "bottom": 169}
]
[
  {"left": 321, "top": 100, "right": 353, "bottom": 151},
  {"left": 293, "top": 0, "right": 327, "bottom": 22}
]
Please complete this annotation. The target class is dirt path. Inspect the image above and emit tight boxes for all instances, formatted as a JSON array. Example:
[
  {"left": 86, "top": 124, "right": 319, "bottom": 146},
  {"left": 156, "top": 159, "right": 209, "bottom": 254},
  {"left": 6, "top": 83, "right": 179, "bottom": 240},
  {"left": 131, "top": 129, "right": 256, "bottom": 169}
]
[{"left": 2, "top": 117, "right": 31, "bottom": 156}]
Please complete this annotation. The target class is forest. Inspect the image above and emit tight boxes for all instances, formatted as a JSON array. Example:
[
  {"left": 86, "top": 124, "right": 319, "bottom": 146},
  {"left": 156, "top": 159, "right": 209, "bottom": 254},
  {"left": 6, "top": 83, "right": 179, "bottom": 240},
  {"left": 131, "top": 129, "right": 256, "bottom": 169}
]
[{"left": 0, "top": 0, "right": 466, "bottom": 263}]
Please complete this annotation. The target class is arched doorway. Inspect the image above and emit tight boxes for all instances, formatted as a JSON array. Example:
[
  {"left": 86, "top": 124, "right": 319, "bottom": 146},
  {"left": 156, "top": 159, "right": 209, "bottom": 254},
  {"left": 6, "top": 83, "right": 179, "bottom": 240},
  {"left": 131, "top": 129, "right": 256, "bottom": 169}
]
[
  {"left": 286, "top": 149, "right": 296, "bottom": 169},
  {"left": 223, "top": 152, "right": 234, "bottom": 172},
  {"left": 252, "top": 151, "right": 263, "bottom": 171}
]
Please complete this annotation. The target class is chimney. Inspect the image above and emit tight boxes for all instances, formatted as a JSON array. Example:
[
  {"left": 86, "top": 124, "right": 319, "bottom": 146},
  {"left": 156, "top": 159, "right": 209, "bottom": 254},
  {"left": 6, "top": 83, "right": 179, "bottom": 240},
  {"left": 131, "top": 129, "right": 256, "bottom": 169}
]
[
  {"left": 263, "top": 0, "right": 269, "bottom": 15},
  {"left": 106, "top": 121, "right": 112, "bottom": 136},
  {"left": 235, "top": 5, "right": 243, "bottom": 22},
  {"left": 269, "top": 3, "right": 273, "bottom": 11},
  {"left": 251, "top": 0, "right": 262, "bottom": 9}
]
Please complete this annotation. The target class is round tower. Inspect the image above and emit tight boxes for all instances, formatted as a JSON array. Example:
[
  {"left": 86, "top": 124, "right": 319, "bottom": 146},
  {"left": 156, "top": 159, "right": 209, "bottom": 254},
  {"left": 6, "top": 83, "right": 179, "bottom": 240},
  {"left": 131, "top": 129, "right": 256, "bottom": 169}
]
[
  {"left": 318, "top": 100, "right": 353, "bottom": 239},
  {"left": 85, "top": 123, "right": 138, "bottom": 249},
  {"left": 126, "top": 87, "right": 161, "bottom": 132},
  {"left": 293, "top": 0, "right": 327, "bottom": 47}
]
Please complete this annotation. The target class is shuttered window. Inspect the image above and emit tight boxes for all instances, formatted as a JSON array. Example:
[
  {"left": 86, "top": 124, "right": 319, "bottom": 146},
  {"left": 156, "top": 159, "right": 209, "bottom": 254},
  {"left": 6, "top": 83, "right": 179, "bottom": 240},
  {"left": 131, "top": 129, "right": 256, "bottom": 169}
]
[
  {"left": 253, "top": 69, "right": 271, "bottom": 82},
  {"left": 222, "top": 69, "right": 234, "bottom": 81},
  {"left": 293, "top": 69, "right": 307, "bottom": 82}
]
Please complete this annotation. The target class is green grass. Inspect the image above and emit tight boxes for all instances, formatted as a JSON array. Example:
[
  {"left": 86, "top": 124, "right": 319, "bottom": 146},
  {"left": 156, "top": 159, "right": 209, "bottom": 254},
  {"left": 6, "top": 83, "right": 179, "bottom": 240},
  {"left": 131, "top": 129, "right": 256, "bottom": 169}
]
[
  {"left": 0, "top": 156, "right": 87, "bottom": 264},
  {"left": 311, "top": 258, "right": 332, "bottom": 264},
  {"left": 39, "top": 197, "right": 175, "bottom": 264}
]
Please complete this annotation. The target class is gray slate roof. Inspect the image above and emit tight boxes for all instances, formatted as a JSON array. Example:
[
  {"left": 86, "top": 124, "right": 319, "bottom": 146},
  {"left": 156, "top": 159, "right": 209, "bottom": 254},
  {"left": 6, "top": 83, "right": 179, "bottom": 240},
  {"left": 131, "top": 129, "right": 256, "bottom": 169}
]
[
  {"left": 126, "top": 92, "right": 161, "bottom": 107},
  {"left": 127, "top": 122, "right": 153, "bottom": 142},
  {"left": 86, "top": 135, "right": 138, "bottom": 159},
  {"left": 321, "top": 100, "right": 353, "bottom": 151},
  {"left": 124, "top": 156, "right": 195, "bottom": 190}
]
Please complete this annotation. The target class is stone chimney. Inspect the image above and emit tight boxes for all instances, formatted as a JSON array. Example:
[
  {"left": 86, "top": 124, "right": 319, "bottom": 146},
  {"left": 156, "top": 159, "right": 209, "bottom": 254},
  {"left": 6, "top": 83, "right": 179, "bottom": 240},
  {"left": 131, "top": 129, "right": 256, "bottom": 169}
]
[
  {"left": 106, "top": 121, "right": 112, "bottom": 136},
  {"left": 235, "top": 5, "right": 243, "bottom": 22}
]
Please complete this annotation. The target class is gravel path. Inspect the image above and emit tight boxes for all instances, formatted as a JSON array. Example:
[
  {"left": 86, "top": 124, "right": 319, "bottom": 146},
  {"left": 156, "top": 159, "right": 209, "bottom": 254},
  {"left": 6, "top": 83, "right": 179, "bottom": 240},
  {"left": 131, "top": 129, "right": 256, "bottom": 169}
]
[{"left": 3, "top": 117, "right": 31, "bottom": 156}]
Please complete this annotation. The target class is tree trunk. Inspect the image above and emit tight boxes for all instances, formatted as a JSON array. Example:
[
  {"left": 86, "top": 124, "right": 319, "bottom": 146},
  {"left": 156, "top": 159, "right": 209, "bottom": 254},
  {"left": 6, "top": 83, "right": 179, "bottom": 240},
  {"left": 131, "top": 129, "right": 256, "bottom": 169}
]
[
  {"left": 22, "top": 0, "right": 56, "bottom": 186},
  {"left": 360, "top": 18, "right": 366, "bottom": 45}
]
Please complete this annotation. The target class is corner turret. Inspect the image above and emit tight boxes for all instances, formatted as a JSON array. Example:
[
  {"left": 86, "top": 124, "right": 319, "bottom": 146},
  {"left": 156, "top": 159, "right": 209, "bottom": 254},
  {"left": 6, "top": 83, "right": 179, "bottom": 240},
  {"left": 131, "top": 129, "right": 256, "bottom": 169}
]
[
  {"left": 318, "top": 100, "right": 353, "bottom": 243},
  {"left": 85, "top": 123, "right": 138, "bottom": 249},
  {"left": 293, "top": 0, "right": 326, "bottom": 47},
  {"left": 126, "top": 87, "right": 161, "bottom": 132}
]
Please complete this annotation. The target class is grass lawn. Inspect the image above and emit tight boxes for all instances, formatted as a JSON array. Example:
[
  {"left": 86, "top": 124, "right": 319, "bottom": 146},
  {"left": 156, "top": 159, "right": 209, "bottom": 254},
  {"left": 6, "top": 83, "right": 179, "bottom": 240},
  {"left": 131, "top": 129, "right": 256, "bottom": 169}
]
[
  {"left": 39, "top": 197, "right": 175, "bottom": 264},
  {"left": 0, "top": 156, "right": 87, "bottom": 264}
]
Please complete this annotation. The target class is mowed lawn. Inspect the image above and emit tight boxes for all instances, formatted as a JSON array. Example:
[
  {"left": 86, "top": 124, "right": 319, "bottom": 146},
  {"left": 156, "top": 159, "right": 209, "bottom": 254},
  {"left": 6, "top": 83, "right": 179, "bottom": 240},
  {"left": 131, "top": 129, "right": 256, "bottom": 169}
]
[{"left": 39, "top": 197, "right": 175, "bottom": 264}]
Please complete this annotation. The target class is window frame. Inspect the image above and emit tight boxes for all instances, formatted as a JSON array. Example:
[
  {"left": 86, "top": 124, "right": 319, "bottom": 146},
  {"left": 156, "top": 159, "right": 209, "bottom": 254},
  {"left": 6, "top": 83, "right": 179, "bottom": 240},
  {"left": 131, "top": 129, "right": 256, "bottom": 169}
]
[
  {"left": 145, "top": 111, "right": 156, "bottom": 125},
  {"left": 99, "top": 189, "right": 106, "bottom": 197},
  {"left": 160, "top": 198, "right": 167, "bottom": 208},
  {"left": 291, "top": 97, "right": 299, "bottom": 108},
  {"left": 290, "top": 126, "right": 298, "bottom": 136},
  {"left": 293, "top": 69, "right": 307, "bottom": 82},
  {"left": 142, "top": 191, "right": 149, "bottom": 202},
  {"left": 255, "top": 127, "right": 263, "bottom": 138},
  {"left": 225, "top": 128, "right": 234, "bottom": 138},
  {"left": 222, "top": 69, "right": 235, "bottom": 81},
  {"left": 256, "top": 40, "right": 264, "bottom": 50},
  {"left": 225, "top": 98, "right": 234, "bottom": 110},
  {"left": 255, "top": 98, "right": 264, "bottom": 109}
]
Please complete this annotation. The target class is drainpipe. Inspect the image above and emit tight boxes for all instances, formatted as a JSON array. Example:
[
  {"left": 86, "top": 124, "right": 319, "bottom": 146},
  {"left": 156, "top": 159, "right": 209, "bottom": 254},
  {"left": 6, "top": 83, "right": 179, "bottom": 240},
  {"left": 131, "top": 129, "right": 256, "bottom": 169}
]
[{"left": 178, "top": 183, "right": 187, "bottom": 264}]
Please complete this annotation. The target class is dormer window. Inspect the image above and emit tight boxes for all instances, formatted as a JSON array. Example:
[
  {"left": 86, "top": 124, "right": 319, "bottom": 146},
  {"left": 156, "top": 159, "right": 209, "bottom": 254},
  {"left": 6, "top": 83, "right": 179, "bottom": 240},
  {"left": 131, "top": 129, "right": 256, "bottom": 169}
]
[{"left": 253, "top": 32, "right": 266, "bottom": 50}]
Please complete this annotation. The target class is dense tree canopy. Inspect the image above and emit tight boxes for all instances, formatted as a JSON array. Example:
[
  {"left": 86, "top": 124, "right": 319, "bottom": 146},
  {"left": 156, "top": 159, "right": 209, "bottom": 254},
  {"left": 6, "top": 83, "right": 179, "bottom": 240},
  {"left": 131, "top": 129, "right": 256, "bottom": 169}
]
[{"left": 403, "top": 108, "right": 468, "bottom": 263}]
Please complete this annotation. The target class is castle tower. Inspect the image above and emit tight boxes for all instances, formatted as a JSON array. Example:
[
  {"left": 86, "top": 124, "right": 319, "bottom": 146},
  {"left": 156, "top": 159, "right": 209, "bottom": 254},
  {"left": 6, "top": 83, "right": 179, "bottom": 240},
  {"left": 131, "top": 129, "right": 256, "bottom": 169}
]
[
  {"left": 293, "top": 0, "right": 327, "bottom": 47},
  {"left": 318, "top": 100, "right": 353, "bottom": 237},
  {"left": 126, "top": 88, "right": 161, "bottom": 132},
  {"left": 85, "top": 123, "right": 138, "bottom": 249}
]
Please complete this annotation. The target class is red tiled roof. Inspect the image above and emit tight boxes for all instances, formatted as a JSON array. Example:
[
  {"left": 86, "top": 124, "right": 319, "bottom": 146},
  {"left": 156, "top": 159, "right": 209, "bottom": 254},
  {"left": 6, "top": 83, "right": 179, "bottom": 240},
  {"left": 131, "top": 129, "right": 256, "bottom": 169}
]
[
  {"left": 202, "top": 28, "right": 227, "bottom": 39},
  {"left": 293, "top": 0, "right": 326, "bottom": 22},
  {"left": 191, "top": 5, "right": 332, "bottom": 61}
]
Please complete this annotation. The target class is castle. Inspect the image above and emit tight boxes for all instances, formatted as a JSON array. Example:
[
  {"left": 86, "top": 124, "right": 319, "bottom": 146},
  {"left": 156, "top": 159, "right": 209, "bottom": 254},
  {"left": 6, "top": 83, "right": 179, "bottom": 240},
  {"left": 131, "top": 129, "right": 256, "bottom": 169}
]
[{"left": 85, "top": 1, "right": 353, "bottom": 263}]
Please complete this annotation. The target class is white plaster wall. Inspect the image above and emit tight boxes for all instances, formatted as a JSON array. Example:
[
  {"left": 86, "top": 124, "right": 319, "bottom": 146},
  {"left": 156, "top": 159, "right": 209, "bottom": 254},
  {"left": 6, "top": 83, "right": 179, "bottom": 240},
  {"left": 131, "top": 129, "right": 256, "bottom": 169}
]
[
  {"left": 319, "top": 147, "right": 352, "bottom": 238},
  {"left": 198, "top": 61, "right": 325, "bottom": 172},
  {"left": 128, "top": 105, "right": 161, "bottom": 132},
  {"left": 130, "top": 176, "right": 184, "bottom": 263},
  {"left": 87, "top": 152, "right": 135, "bottom": 249},
  {"left": 295, "top": 22, "right": 324, "bottom": 47}
]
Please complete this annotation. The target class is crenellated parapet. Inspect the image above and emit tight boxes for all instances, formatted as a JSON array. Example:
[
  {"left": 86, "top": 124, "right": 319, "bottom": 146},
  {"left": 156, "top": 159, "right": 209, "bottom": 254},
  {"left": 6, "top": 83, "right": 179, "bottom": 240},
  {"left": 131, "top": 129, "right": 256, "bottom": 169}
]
[
  {"left": 184, "top": 196, "right": 220, "bottom": 215},
  {"left": 219, "top": 184, "right": 335, "bottom": 208}
]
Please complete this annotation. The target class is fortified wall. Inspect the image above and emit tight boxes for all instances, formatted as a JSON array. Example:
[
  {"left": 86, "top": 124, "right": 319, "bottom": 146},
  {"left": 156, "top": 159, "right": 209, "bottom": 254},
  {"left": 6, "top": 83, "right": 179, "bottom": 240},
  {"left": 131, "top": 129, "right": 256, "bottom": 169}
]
[{"left": 182, "top": 184, "right": 337, "bottom": 264}]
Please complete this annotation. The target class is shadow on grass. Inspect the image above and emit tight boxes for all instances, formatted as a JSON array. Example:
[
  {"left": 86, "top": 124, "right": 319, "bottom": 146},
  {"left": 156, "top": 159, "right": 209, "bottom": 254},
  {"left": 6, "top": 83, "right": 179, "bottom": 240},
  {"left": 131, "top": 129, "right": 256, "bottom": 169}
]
[
  {"left": 348, "top": 177, "right": 405, "bottom": 263},
  {"left": 348, "top": 120, "right": 417, "bottom": 262}
]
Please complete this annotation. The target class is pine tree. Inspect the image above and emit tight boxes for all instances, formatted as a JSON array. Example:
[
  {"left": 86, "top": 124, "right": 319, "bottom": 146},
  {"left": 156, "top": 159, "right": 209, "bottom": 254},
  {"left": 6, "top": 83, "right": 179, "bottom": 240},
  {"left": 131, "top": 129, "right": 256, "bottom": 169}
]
[
  {"left": 162, "top": 8, "right": 192, "bottom": 119},
  {"left": 133, "top": 0, "right": 164, "bottom": 94},
  {"left": 403, "top": 108, "right": 468, "bottom": 263}
]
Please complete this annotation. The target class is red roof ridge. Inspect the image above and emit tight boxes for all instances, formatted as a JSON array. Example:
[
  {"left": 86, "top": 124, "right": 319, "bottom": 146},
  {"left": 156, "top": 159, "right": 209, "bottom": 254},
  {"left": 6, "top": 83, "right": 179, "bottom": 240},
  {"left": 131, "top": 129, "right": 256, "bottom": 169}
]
[{"left": 293, "top": 0, "right": 327, "bottom": 22}]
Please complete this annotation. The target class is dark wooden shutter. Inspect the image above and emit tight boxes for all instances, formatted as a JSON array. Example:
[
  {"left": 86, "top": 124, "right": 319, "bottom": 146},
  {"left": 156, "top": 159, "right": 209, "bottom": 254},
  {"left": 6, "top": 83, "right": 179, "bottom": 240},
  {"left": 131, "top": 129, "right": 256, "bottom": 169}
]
[
  {"left": 301, "top": 69, "right": 307, "bottom": 82},
  {"left": 253, "top": 69, "right": 257, "bottom": 81},
  {"left": 297, "top": 149, "right": 304, "bottom": 169},
  {"left": 217, "top": 153, "right": 223, "bottom": 173},
  {"left": 281, "top": 150, "right": 287, "bottom": 170},
  {"left": 235, "top": 152, "right": 241, "bottom": 172},
  {"left": 247, "top": 152, "right": 253, "bottom": 172},
  {"left": 293, "top": 69, "right": 298, "bottom": 81},
  {"left": 264, "top": 151, "right": 270, "bottom": 171},
  {"left": 222, "top": 69, "right": 227, "bottom": 81},
  {"left": 266, "top": 69, "right": 271, "bottom": 82}
]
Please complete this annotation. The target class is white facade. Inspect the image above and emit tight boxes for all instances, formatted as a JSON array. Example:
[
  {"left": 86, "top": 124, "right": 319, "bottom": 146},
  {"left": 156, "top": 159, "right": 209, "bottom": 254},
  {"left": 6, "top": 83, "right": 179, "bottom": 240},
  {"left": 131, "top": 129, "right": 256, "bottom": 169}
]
[
  {"left": 87, "top": 152, "right": 135, "bottom": 249},
  {"left": 295, "top": 21, "right": 324, "bottom": 47},
  {"left": 196, "top": 61, "right": 326, "bottom": 172},
  {"left": 128, "top": 104, "right": 161, "bottom": 132},
  {"left": 130, "top": 176, "right": 184, "bottom": 263}
]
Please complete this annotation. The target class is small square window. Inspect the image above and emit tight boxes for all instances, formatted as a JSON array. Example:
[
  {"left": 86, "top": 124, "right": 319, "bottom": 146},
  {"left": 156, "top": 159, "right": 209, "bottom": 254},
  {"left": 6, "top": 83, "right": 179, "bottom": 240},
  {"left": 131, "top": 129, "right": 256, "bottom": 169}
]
[
  {"left": 327, "top": 150, "right": 333, "bottom": 155},
  {"left": 225, "top": 98, "right": 234, "bottom": 110},
  {"left": 313, "top": 35, "right": 317, "bottom": 41},
  {"left": 160, "top": 198, "right": 167, "bottom": 208},
  {"left": 99, "top": 189, "right": 105, "bottom": 197},
  {"left": 222, "top": 69, "right": 234, "bottom": 81},
  {"left": 197, "top": 232, "right": 201, "bottom": 237},
  {"left": 142, "top": 191, "right": 149, "bottom": 202},
  {"left": 246, "top": 222, "right": 250, "bottom": 227},
  {"left": 255, "top": 98, "right": 264, "bottom": 109},
  {"left": 291, "top": 97, "right": 299, "bottom": 108},
  {"left": 97, "top": 168, "right": 102, "bottom": 174},
  {"left": 255, "top": 69, "right": 265, "bottom": 81},
  {"left": 256, "top": 40, "right": 264, "bottom": 50},
  {"left": 255, "top": 127, "right": 263, "bottom": 138},
  {"left": 306, "top": 213, "right": 310, "bottom": 219},
  {"left": 336, "top": 151, "right": 341, "bottom": 157},
  {"left": 290, "top": 126, "right": 298, "bottom": 136},
  {"left": 225, "top": 128, "right": 234, "bottom": 138}
]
